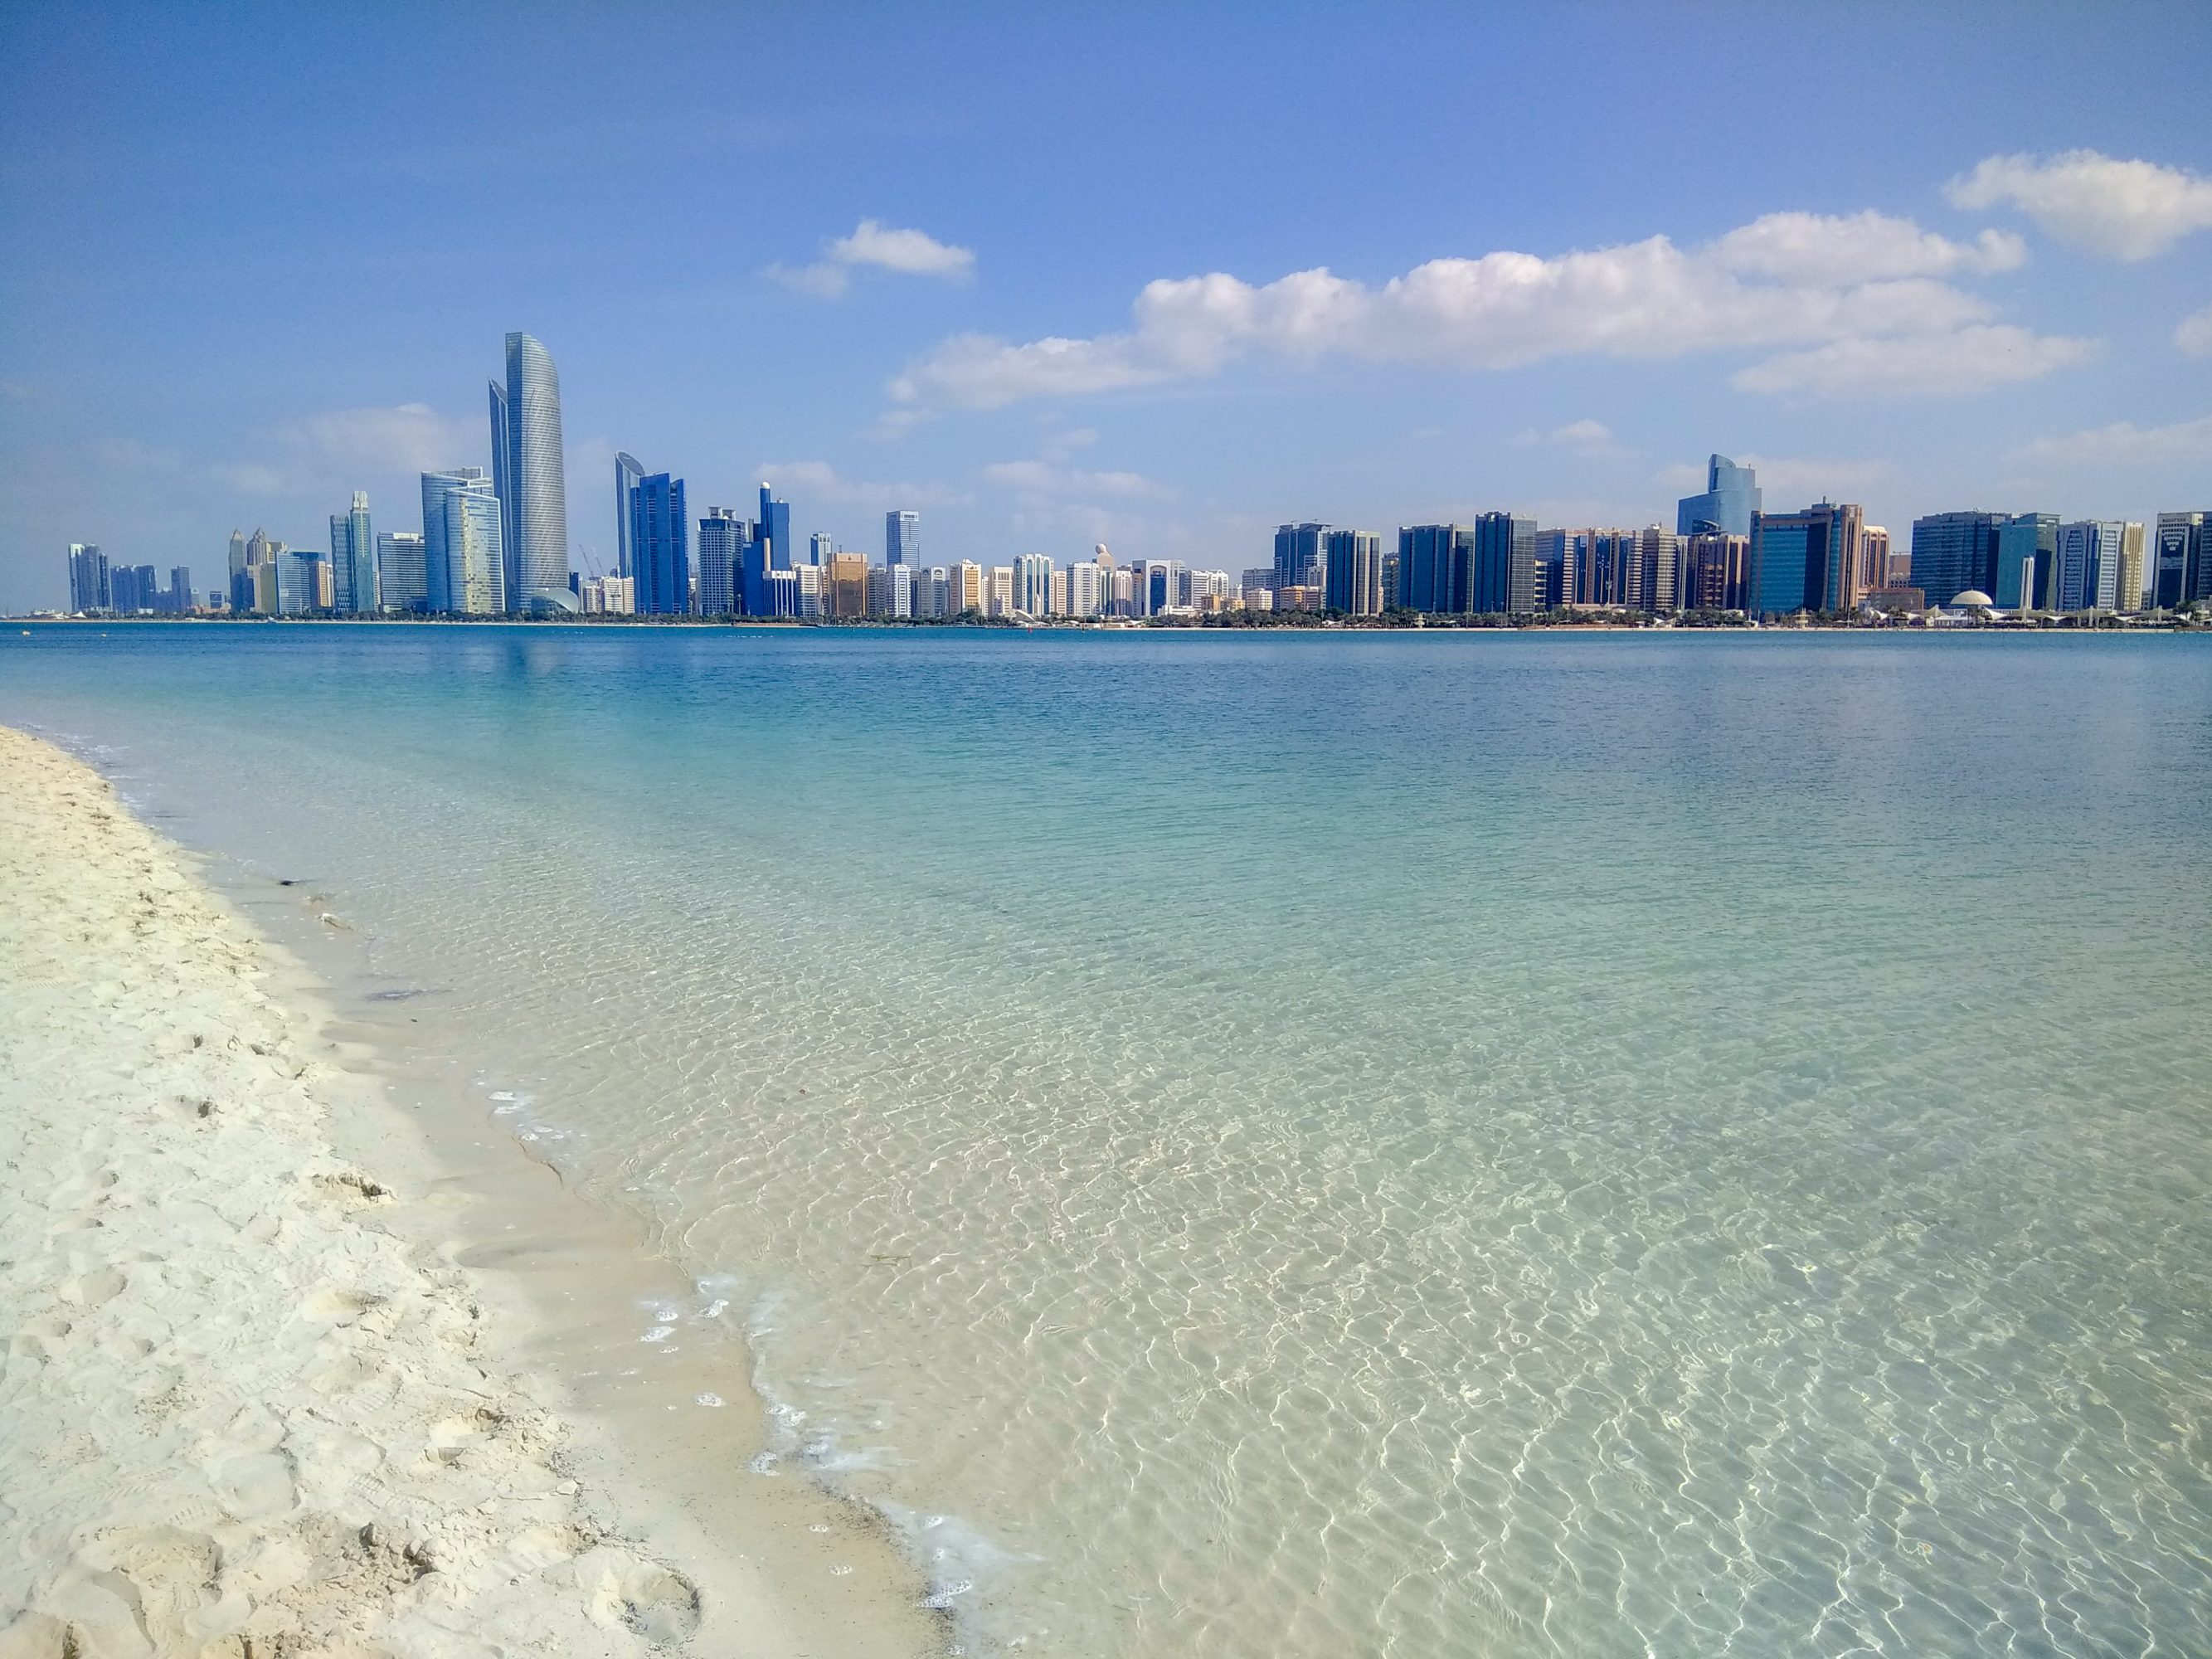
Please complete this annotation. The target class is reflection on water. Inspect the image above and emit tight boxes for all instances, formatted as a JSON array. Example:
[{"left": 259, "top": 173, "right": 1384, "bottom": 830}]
[{"left": 6, "top": 624, "right": 2210, "bottom": 1657}]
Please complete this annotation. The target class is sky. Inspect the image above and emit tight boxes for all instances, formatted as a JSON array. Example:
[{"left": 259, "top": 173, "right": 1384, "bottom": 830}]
[{"left": 2, "top": 1, "right": 2210, "bottom": 611}]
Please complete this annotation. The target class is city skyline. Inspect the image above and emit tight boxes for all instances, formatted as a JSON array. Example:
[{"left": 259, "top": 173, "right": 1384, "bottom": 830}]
[{"left": 3, "top": 5, "right": 2210, "bottom": 612}]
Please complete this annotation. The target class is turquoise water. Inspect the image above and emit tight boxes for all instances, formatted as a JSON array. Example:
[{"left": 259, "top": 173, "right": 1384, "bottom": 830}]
[{"left": 5, "top": 624, "right": 2209, "bottom": 1657}]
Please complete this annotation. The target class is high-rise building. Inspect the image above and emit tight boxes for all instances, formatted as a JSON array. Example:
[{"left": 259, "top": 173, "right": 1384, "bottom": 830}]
[
  {"left": 1862, "top": 527, "right": 1891, "bottom": 598},
  {"left": 696, "top": 508, "right": 746, "bottom": 616},
  {"left": 163, "top": 566, "right": 193, "bottom": 615},
  {"left": 2053, "top": 520, "right": 2130, "bottom": 613},
  {"left": 949, "top": 561, "right": 983, "bottom": 615},
  {"left": 806, "top": 530, "right": 830, "bottom": 567},
  {"left": 1274, "top": 523, "right": 1329, "bottom": 592},
  {"left": 887, "top": 510, "right": 920, "bottom": 566},
  {"left": 1909, "top": 512, "right": 2005, "bottom": 608},
  {"left": 275, "top": 549, "right": 332, "bottom": 615},
  {"left": 867, "top": 561, "right": 915, "bottom": 619},
  {"left": 2151, "top": 512, "right": 2207, "bottom": 610},
  {"left": 1636, "top": 525, "right": 1681, "bottom": 612},
  {"left": 1322, "top": 529, "right": 1383, "bottom": 615},
  {"left": 1473, "top": 513, "right": 1535, "bottom": 615},
  {"left": 614, "top": 453, "right": 644, "bottom": 579},
  {"left": 109, "top": 562, "right": 158, "bottom": 613},
  {"left": 2113, "top": 522, "right": 2147, "bottom": 612},
  {"left": 828, "top": 552, "right": 868, "bottom": 618},
  {"left": 757, "top": 484, "right": 792, "bottom": 572},
  {"left": 1685, "top": 533, "right": 1749, "bottom": 611},
  {"left": 1994, "top": 513, "right": 2057, "bottom": 611},
  {"left": 1012, "top": 553, "right": 1053, "bottom": 617},
  {"left": 1573, "top": 529, "right": 1640, "bottom": 608},
  {"left": 67, "top": 543, "right": 109, "bottom": 612},
  {"left": 626, "top": 472, "right": 689, "bottom": 615},
  {"left": 226, "top": 530, "right": 250, "bottom": 615},
  {"left": 330, "top": 491, "right": 376, "bottom": 614},
  {"left": 1066, "top": 559, "right": 1106, "bottom": 619},
  {"left": 1748, "top": 502, "right": 1866, "bottom": 616},
  {"left": 1397, "top": 524, "right": 1471, "bottom": 614},
  {"left": 488, "top": 332, "right": 572, "bottom": 613},
  {"left": 421, "top": 469, "right": 504, "bottom": 615},
  {"left": 1676, "top": 455, "right": 1762, "bottom": 538},
  {"left": 1532, "top": 530, "right": 1582, "bottom": 612},
  {"left": 987, "top": 565, "right": 1016, "bottom": 618},
  {"left": 377, "top": 532, "right": 428, "bottom": 613}
]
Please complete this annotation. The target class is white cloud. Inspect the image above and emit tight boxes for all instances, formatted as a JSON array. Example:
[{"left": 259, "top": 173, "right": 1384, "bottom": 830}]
[
  {"left": 1515, "top": 418, "right": 1617, "bottom": 451},
  {"left": 275, "top": 402, "right": 480, "bottom": 474},
  {"left": 2016, "top": 412, "right": 2212, "bottom": 468},
  {"left": 770, "top": 218, "right": 975, "bottom": 298},
  {"left": 887, "top": 211, "right": 2081, "bottom": 411},
  {"left": 1657, "top": 453, "right": 1894, "bottom": 499},
  {"left": 2176, "top": 302, "right": 2212, "bottom": 358},
  {"left": 1729, "top": 325, "right": 2094, "bottom": 397},
  {"left": 1946, "top": 151, "right": 2212, "bottom": 260},
  {"left": 981, "top": 459, "right": 1165, "bottom": 499},
  {"left": 754, "top": 459, "right": 971, "bottom": 508},
  {"left": 208, "top": 462, "right": 287, "bottom": 495}
]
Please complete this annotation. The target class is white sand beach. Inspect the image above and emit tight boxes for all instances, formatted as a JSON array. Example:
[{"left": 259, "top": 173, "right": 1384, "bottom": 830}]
[{"left": 0, "top": 725, "right": 937, "bottom": 1658}]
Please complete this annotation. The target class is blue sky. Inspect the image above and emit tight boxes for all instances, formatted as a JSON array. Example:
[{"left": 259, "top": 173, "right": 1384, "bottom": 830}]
[{"left": 2, "top": 1, "right": 2209, "bottom": 610}]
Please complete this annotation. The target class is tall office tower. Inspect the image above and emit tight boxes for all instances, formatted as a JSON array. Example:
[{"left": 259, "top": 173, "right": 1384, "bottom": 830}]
[
  {"left": 828, "top": 552, "right": 868, "bottom": 618},
  {"left": 328, "top": 491, "right": 377, "bottom": 614},
  {"left": 129, "top": 564, "right": 158, "bottom": 611},
  {"left": 165, "top": 566, "right": 193, "bottom": 615},
  {"left": 1993, "top": 513, "right": 2057, "bottom": 610},
  {"left": 488, "top": 333, "right": 571, "bottom": 612},
  {"left": 1748, "top": 503, "right": 1866, "bottom": 616},
  {"left": 695, "top": 507, "right": 746, "bottom": 615},
  {"left": 795, "top": 565, "right": 824, "bottom": 617},
  {"left": 1397, "top": 524, "right": 1471, "bottom": 613},
  {"left": 1011, "top": 553, "right": 1053, "bottom": 617},
  {"left": 740, "top": 520, "right": 772, "bottom": 616},
  {"left": 1323, "top": 529, "right": 1383, "bottom": 615},
  {"left": 804, "top": 531, "right": 829, "bottom": 567},
  {"left": 1533, "top": 529, "right": 1581, "bottom": 611},
  {"left": 1908, "top": 512, "right": 2004, "bottom": 607},
  {"left": 756, "top": 484, "right": 793, "bottom": 571},
  {"left": 1574, "top": 530, "right": 1640, "bottom": 607},
  {"left": 949, "top": 561, "right": 983, "bottom": 615},
  {"left": 2114, "top": 522, "right": 2148, "bottom": 612},
  {"left": 1636, "top": 524, "right": 1681, "bottom": 612},
  {"left": 1065, "top": 559, "right": 1106, "bottom": 619},
  {"left": 421, "top": 469, "right": 504, "bottom": 615},
  {"left": 613, "top": 453, "right": 644, "bottom": 578},
  {"left": 867, "top": 561, "right": 914, "bottom": 619},
  {"left": 1684, "top": 533, "right": 1749, "bottom": 610},
  {"left": 1274, "top": 523, "right": 1329, "bottom": 592},
  {"left": 1469, "top": 513, "right": 1535, "bottom": 615},
  {"left": 67, "top": 543, "right": 109, "bottom": 612},
  {"left": 275, "top": 549, "right": 331, "bottom": 615},
  {"left": 1675, "top": 454, "right": 1762, "bottom": 538},
  {"left": 887, "top": 509, "right": 920, "bottom": 565},
  {"left": 226, "top": 530, "right": 250, "bottom": 614},
  {"left": 108, "top": 564, "right": 143, "bottom": 613},
  {"left": 2052, "top": 520, "right": 2128, "bottom": 612},
  {"left": 377, "top": 532, "right": 428, "bottom": 612},
  {"left": 1861, "top": 527, "right": 1891, "bottom": 596},
  {"left": 2151, "top": 512, "right": 2206, "bottom": 609},
  {"left": 625, "top": 472, "right": 689, "bottom": 615}
]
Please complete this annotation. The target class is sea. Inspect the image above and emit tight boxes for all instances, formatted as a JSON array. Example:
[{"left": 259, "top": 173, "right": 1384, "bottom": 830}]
[{"left": 5, "top": 622, "right": 2208, "bottom": 1657}]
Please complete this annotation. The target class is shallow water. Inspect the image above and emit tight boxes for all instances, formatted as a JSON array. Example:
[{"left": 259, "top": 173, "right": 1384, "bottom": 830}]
[{"left": 6, "top": 624, "right": 2209, "bottom": 1657}]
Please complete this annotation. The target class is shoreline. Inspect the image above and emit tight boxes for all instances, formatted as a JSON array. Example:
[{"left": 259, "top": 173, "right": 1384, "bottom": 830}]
[{"left": 0, "top": 724, "right": 940, "bottom": 1657}]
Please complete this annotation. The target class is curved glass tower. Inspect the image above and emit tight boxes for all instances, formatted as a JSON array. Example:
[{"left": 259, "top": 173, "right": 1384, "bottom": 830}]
[{"left": 489, "top": 332, "right": 574, "bottom": 613}]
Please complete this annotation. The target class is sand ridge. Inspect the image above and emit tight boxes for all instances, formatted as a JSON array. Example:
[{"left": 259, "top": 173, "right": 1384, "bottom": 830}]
[{"left": 0, "top": 726, "right": 709, "bottom": 1657}]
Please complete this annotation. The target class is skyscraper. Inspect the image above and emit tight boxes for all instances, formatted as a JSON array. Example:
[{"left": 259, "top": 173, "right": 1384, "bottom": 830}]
[
  {"left": 1324, "top": 529, "right": 1383, "bottom": 615},
  {"left": 614, "top": 453, "right": 644, "bottom": 579},
  {"left": 329, "top": 491, "right": 376, "bottom": 614},
  {"left": 377, "top": 532, "right": 428, "bottom": 613},
  {"left": 1472, "top": 513, "right": 1535, "bottom": 615},
  {"left": 489, "top": 332, "right": 572, "bottom": 613},
  {"left": 1685, "top": 533, "right": 1749, "bottom": 611},
  {"left": 1994, "top": 513, "right": 2057, "bottom": 610},
  {"left": 627, "top": 472, "right": 690, "bottom": 615},
  {"left": 67, "top": 543, "right": 109, "bottom": 612},
  {"left": 1397, "top": 524, "right": 1471, "bottom": 613},
  {"left": 887, "top": 510, "right": 920, "bottom": 565},
  {"left": 1274, "top": 523, "right": 1329, "bottom": 592},
  {"left": 421, "top": 469, "right": 504, "bottom": 615},
  {"left": 1747, "top": 503, "right": 1865, "bottom": 616},
  {"left": 2151, "top": 512, "right": 2206, "bottom": 610},
  {"left": 1909, "top": 512, "right": 2005, "bottom": 608},
  {"left": 226, "top": 530, "right": 250, "bottom": 615},
  {"left": 758, "top": 484, "right": 792, "bottom": 572},
  {"left": 164, "top": 566, "right": 193, "bottom": 615},
  {"left": 1636, "top": 524, "right": 1681, "bottom": 613},
  {"left": 1012, "top": 553, "right": 1053, "bottom": 617},
  {"left": 2053, "top": 520, "right": 2132, "bottom": 613},
  {"left": 1676, "top": 455, "right": 1762, "bottom": 538},
  {"left": 696, "top": 507, "right": 746, "bottom": 615}
]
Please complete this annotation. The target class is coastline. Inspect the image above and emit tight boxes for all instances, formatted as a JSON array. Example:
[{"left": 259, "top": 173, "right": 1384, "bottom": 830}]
[{"left": 0, "top": 724, "right": 939, "bottom": 1657}]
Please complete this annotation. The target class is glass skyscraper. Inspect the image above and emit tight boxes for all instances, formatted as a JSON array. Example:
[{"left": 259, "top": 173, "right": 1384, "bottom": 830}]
[
  {"left": 329, "top": 491, "right": 376, "bottom": 613},
  {"left": 614, "top": 453, "right": 644, "bottom": 580},
  {"left": 759, "top": 484, "right": 792, "bottom": 572},
  {"left": 489, "top": 332, "right": 573, "bottom": 613},
  {"left": 1908, "top": 512, "right": 2005, "bottom": 607},
  {"left": 1323, "top": 529, "right": 1383, "bottom": 615},
  {"left": 1748, "top": 503, "right": 1865, "bottom": 616},
  {"left": 696, "top": 507, "right": 746, "bottom": 616},
  {"left": 67, "top": 542, "right": 109, "bottom": 612},
  {"left": 377, "top": 532, "right": 427, "bottom": 613},
  {"left": 887, "top": 510, "right": 920, "bottom": 565},
  {"left": 1397, "top": 524, "right": 1471, "bottom": 613},
  {"left": 627, "top": 472, "right": 689, "bottom": 615},
  {"left": 1995, "top": 513, "right": 2058, "bottom": 610},
  {"left": 1675, "top": 455, "right": 1761, "bottom": 538},
  {"left": 421, "top": 469, "right": 504, "bottom": 615},
  {"left": 2151, "top": 512, "right": 2206, "bottom": 610},
  {"left": 1274, "top": 523, "right": 1328, "bottom": 591}
]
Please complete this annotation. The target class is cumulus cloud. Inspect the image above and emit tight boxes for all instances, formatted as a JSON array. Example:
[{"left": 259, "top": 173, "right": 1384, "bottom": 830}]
[
  {"left": 1730, "top": 325, "right": 2094, "bottom": 397},
  {"left": 753, "top": 459, "right": 971, "bottom": 508},
  {"left": 1947, "top": 151, "right": 2212, "bottom": 260},
  {"left": 981, "top": 458, "right": 1165, "bottom": 499},
  {"left": 275, "top": 402, "right": 481, "bottom": 474},
  {"left": 770, "top": 218, "right": 975, "bottom": 297},
  {"left": 2015, "top": 411, "right": 2212, "bottom": 468},
  {"left": 2176, "top": 301, "right": 2212, "bottom": 358},
  {"left": 887, "top": 211, "right": 2080, "bottom": 411}
]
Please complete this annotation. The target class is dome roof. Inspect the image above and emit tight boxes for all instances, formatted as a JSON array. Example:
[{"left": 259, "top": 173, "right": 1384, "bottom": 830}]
[{"left": 1952, "top": 590, "right": 1996, "bottom": 608}]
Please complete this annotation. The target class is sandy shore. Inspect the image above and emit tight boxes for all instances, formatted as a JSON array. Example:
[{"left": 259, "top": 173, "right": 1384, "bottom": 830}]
[{"left": 0, "top": 726, "right": 938, "bottom": 1658}]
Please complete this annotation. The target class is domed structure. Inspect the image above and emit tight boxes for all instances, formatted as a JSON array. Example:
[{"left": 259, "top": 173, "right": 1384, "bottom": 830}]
[{"left": 1952, "top": 589, "right": 1995, "bottom": 609}]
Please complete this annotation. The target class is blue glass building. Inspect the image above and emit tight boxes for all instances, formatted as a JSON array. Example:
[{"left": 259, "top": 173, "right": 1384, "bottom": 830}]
[
  {"left": 1274, "top": 523, "right": 1329, "bottom": 592},
  {"left": 614, "top": 453, "right": 644, "bottom": 580},
  {"left": 696, "top": 508, "right": 748, "bottom": 615},
  {"left": 1909, "top": 512, "right": 2004, "bottom": 607},
  {"left": 1675, "top": 455, "right": 1762, "bottom": 538},
  {"left": 759, "top": 484, "right": 792, "bottom": 572},
  {"left": 421, "top": 469, "right": 504, "bottom": 615},
  {"left": 629, "top": 473, "right": 690, "bottom": 615},
  {"left": 1397, "top": 524, "right": 1471, "bottom": 613},
  {"left": 329, "top": 491, "right": 376, "bottom": 613},
  {"left": 887, "top": 510, "right": 920, "bottom": 566},
  {"left": 1994, "top": 513, "right": 2058, "bottom": 609},
  {"left": 1323, "top": 529, "right": 1383, "bottom": 615},
  {"left": 489, "top": 332, "right": 574, "bottom": 613},
  {"left": 1748, "top": 503, "right": 1864, "bottom": 617}
]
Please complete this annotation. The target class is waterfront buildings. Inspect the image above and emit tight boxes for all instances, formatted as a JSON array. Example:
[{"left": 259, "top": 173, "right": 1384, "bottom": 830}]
[
  {"left": 2051, "top": 520, "right": 2141, "bottom": 613},
  {"left": 1994, "top": 513, "right": 2057, "bottom": 611},
  {"left": 1012, "top": 553, "right": 1053, "bottom": 617},
  {"left": 1398, "top": 524, "right": 1466, "bottom": 614},
  {"left": 808, "top": 531, "right": 831, "bottom": 566},
  {"left": 421, "top": 469, "right": 504, "bottom": 615},
  {"left": 696, "top": 507, "right": 746, "bottom": 616},
  {"left": 828, "top": 552, "right": 868, "bottom": 619},
  {"left": 67, "top": 543, "right": 108, "bottom": 613},
  {"left": 1275, "top": 523, "right": 1328, "bottom": 592},
  {"left": 2152, "top": 512, "right": 2206, "bottom": 609},
  {"left": 1909, "top": 512, "right": 2005, "bottom": 608},
  {"left": 1324, "top": 529, "right": 1383, "bottom": 616},
  {"left": 614, "top": 454, "right": 644, "bottom": 579},
  {"left": 577, "top": 574, "right": 635, "bottom": 614},
  {"left": 626, "top": 472, "right": 689, "bottom": 616},
  {"left": 489, "top": 333, "right": 572, "bottom": 613},
  {"left": 1748, "top": 502, "right": 1866, "bottom": 616},
  {"left": 866, "top": 560, "right": 914, "bottom": 620},
  {"left": 1676, "top": 455, "right": 1762, "bottom": 539},
  {"left": 887, "top": 510, "right": 920, "bottom": 566},
  {"left": 330, "top": 492, "right": 376, "bottom": 614},
  {"left": 758, "top": 484, "right": 792, "bottom": 572},
  {"left": 377, "top": 532, "right": 427, "bottom": 613},
  {"left": 1685, "top": 533, "right": 1749, "bottom": 611}
]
